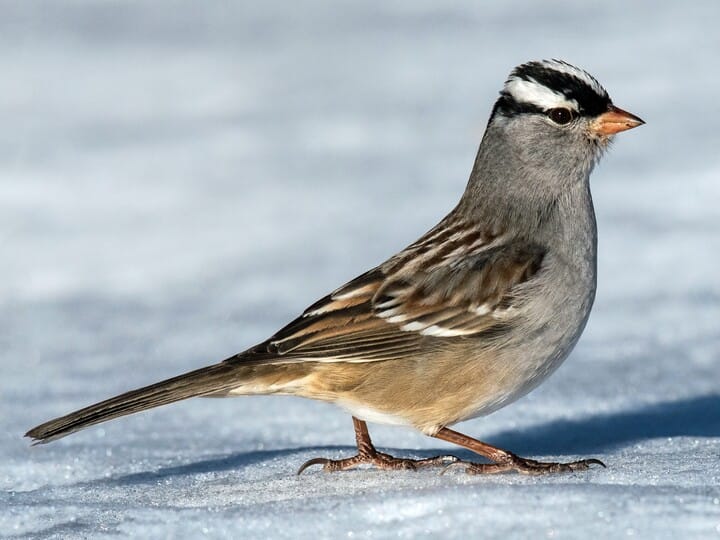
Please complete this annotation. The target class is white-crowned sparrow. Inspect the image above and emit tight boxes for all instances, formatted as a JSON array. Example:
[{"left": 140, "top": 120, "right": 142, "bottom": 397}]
[{"left": 27, "top": 60, "right": 644, "bottom": 475}]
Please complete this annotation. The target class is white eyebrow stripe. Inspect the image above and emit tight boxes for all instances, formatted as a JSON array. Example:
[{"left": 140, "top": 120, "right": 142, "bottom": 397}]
[{"left": 505, "top": 77, "right": 579, "bottom": 111}]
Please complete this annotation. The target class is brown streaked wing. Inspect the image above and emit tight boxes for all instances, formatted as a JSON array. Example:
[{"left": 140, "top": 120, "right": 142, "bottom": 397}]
[
  {"left": 228, "top": 235, "right": 545, "bottom": 365},
  {"left": 373, "top": 241, "right": 546, "bottom": 338},
  {"left": 263, "top": 270, "right": 425, "bottom": 363}
]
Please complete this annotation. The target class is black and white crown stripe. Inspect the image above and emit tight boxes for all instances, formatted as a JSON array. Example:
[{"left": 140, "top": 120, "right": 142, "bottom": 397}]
[
  {"left": 495, "top": 59, "right": 612, "bottom": 118},
  {"left": 528, "top": 60, "right": 608, "bottom": 101}
]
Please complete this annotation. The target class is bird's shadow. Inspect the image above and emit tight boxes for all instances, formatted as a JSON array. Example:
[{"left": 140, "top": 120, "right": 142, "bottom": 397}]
[
  {"left": 101, "top": 393, "right": 720, "bottom": 486},
  {"left": 488, "top": 393, "right": 720, "bottom": 455},
  {"left": 105, "top": 446, "right": 348, "bottom": 486}
]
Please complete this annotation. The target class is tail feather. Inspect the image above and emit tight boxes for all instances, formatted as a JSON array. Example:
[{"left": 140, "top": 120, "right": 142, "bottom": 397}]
[{"left": 25, "top": 362, "right": 242, "bottom": 444}]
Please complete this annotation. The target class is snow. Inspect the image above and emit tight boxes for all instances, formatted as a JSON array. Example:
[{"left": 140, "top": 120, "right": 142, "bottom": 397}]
[{"left": 2, "top": 1, "right": 720, "bottom": 538}]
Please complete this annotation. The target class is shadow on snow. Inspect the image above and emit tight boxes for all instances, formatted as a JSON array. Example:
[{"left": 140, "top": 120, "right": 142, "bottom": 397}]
[
  {"left": 487, "top": 392, "right": 720, "bottom": 455},
  {"left": 103, "top": 392, "right": 720, "bottom": 484}
]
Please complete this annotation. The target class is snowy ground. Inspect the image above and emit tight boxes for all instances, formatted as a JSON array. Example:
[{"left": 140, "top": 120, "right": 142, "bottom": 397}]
[{"left": 2, "top": 1, "right": 720, "bottom": 538}]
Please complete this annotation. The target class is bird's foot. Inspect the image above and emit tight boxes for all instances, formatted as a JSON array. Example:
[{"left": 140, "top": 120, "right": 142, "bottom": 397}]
[
  {"left": 444, "top": 454, "right": 606, "bottom": 475},
  {"left": 297, "top": 450, "right": 459, "bottom": 475}
]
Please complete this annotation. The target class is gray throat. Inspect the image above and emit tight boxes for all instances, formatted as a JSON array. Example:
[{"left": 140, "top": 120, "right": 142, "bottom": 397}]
[{"left": 457, "top": 122, "right": 599, "bottom": 267}]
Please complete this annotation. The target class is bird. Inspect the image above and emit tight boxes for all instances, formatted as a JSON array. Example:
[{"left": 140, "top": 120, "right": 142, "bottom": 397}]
[{"left": 26, "top": 59, "right": 644, "bottom": 475}]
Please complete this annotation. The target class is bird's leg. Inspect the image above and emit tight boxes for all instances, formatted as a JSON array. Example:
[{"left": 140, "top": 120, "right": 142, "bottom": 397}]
[
  {"left": 432, "top": 427, "right": 605, "bottom": 475},
  {"left": 297, "top": 417, "right": 459, "bottom": 474}
]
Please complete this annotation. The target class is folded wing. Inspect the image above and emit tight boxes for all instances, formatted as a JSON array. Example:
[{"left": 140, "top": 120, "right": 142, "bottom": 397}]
[{"left": 228, "top": 221, "right": 546, "bottom": 366}]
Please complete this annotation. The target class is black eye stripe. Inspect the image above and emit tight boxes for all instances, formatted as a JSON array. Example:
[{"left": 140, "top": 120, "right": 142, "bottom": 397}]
[{"left": 490, "top": 92, "right": 543, "bottom": 118}]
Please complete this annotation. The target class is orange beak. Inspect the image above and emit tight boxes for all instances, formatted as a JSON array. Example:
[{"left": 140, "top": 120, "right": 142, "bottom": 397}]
[{"left": 590, "top": 105, "right": 645, "bottom": 135}]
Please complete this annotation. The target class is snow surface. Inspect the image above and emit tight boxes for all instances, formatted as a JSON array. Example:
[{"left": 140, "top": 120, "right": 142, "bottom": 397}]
[{"left": 2, "top": 1, "right": 720, "bottom": 538}]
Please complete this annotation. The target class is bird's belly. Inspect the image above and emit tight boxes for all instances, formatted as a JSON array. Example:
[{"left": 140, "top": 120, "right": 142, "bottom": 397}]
[
  {"left": 461, "top": 275, "right": 596, "bottom": 421},
  {"left": 335, "top": 400, "right": 414, "bottom": 428},
  {"left": 460, "top": 336, "right": 580, "bottom": 423}
]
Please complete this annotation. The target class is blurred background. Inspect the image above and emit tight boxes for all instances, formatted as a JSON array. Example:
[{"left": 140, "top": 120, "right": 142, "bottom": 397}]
[{"left": 1, "top": 1, "right": 719, "bottom": 537}]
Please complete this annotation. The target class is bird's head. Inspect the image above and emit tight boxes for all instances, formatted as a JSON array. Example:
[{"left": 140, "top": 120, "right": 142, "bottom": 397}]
[
  {"left": 463, "top": 60, "right": 644, "bottom": 225},
  {"left": 486, "top": 59, "right": 644, "bottom": 178}
]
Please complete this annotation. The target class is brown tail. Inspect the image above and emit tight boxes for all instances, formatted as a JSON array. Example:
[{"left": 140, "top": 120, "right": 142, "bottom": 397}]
[{"left": 25, "top": 362, "right": 246, "bottom": 444}]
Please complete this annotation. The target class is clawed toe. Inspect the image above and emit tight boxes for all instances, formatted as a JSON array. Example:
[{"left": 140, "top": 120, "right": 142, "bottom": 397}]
[
  {"left": 441, "top": 456, "right": 606, "bottom": 476},
  {"left": 297, "top": 453, "right": 459, "bottom": 475},
  {"left": 296, "top": 457, "right": 335, "bottom": 475},
  {"left": 297, "top": 418, "right": 461, "bottom": 475},
  {"left": 580, "top": 458, "right": 607, "bottom": 469},
  {"left": 515, "top": 456, "right": 606, "bottom": 474}
]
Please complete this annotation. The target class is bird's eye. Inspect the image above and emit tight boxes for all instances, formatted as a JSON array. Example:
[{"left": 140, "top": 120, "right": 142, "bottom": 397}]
[{"left": 547, "top": 108, "right": 573, "bottom": 125}]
